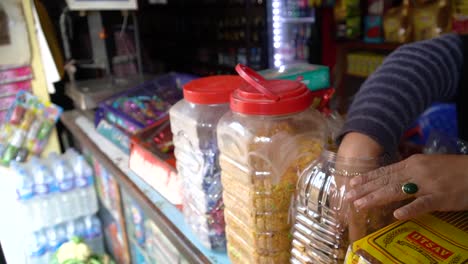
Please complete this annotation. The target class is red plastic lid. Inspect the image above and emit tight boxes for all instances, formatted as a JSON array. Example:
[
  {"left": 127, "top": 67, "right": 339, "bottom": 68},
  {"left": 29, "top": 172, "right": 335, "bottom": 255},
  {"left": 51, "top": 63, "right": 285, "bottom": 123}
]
[
  {"left": 183, "top": 75, "right": 243, "bottom": 104},
  {"left": 231, "top": 64, "right": 313, "bottom": 115}
]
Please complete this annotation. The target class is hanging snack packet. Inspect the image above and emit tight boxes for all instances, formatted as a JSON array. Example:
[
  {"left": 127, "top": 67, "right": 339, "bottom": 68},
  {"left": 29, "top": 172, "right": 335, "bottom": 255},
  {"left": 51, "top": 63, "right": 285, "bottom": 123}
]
[
  {"left": 412, "top": 0, "right": 451, "bottom": 41},
  {"left": 1, "top": 91, "right": 62, "bottom": 165},
  {"left": 383, "top": 0, "right": 412, "bottom": 43}
]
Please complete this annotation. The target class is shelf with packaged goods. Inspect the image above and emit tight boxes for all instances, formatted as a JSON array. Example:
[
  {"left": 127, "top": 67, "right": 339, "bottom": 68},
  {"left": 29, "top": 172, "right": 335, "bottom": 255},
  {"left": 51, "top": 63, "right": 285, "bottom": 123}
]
[
  {"left": 345, "top": 72, "right": 370, "bottom": 78},
  {"left": 141, "top": 2, "right": 264, "bottom": 12},
  {"left": 60, "top": 110, "right": 231, "bottom": 264},
  {"left": 336, "top": 41, "right": 401, "bottom": 52},
  {"left": 279, "top": 17, "right": 315, "bottom": 23},
  {"left": 335, "top": 41, "right": 402, "bottom": 113}
]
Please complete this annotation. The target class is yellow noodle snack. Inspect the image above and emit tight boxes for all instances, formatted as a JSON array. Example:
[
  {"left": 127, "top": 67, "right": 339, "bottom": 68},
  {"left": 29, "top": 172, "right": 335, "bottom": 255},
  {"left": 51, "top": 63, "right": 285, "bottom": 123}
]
[{"left": 219, "top": 118, "right": 323, "bottom": 264}]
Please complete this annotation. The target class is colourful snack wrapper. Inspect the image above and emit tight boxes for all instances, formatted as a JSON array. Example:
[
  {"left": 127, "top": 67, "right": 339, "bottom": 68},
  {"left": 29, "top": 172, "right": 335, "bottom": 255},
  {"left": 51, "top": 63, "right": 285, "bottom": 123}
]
[{"left": 0, "top": 91, "right": 62, "bottom": 165}]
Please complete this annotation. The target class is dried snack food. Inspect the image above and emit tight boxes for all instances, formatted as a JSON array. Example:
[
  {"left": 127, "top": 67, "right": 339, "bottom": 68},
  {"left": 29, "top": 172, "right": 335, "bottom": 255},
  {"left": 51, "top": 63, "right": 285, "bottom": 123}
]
[
  {"left": 219, "top": 126, "right": 323, "bottom": 263},
  {"left": 218, "top": 64, "right": 326, "bottom": 263}
]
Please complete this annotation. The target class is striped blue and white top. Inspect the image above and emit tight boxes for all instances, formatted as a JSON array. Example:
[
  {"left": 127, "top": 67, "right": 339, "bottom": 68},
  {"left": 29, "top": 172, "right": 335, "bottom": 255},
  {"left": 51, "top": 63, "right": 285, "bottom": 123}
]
[{"left": 340, "top": 33, "right": 464, "bottom": 154}]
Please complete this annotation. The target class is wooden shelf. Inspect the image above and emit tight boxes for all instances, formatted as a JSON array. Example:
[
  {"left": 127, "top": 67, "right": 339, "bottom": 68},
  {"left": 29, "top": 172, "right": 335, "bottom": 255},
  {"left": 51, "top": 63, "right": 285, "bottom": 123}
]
[
  {"left": 336, "top": 41, "right": 401, "bottom": 51},
  {"left": 279, "top": 17, "right": 315, "bottom": 23},
  {"left": 345, "top": 72, "right": 369, "bottom": 78},
  {"left": 335, "top": 40, "right": 403, "bottom": 113}
]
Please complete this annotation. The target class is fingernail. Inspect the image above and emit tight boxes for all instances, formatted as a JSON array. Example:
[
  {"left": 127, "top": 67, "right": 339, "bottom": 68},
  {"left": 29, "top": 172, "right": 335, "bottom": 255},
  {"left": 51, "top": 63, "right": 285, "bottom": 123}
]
[
  {"left": 394, "top": 209, "right": 406, "bottom": 220},
  {"left": 350, "top": 177, "right": 361, "bottom": 187},
  {"left": 354, "top": 199, "right": 365, "bottom": 209},
  {"left": 345, "top": 190, "right": 356, "bottom": 201}
]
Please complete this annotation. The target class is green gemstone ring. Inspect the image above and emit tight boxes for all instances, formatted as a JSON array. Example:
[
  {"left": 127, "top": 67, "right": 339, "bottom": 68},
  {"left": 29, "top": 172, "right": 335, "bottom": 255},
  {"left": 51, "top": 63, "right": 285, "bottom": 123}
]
[{"left": 402, "top": 183, "right": 419, "bottom": 195}]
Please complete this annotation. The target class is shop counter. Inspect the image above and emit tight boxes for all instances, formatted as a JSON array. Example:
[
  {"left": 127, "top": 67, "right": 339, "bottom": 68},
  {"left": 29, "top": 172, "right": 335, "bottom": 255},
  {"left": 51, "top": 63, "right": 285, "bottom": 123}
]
[{"left": 61, "top": 110, "right": 230, "bottom": 264}]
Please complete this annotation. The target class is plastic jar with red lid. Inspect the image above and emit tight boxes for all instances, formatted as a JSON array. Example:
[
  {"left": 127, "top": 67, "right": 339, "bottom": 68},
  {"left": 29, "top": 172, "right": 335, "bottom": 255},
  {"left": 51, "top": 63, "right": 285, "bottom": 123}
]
[
  {"left": 169, "top": 75, "right": 244, "bottom": 251},
  {"left": 217, "top": 65, "right": 326, "bottom": 263}
]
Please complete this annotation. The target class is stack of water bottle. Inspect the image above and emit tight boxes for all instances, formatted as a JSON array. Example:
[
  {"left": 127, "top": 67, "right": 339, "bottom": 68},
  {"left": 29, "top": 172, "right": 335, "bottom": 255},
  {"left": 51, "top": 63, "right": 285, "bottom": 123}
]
[
  {"left": 25, "top": 215, "right": 104, "bottom": 264},
  {"left": 11, "top": 148, "right": 103, "bottom": 263}
]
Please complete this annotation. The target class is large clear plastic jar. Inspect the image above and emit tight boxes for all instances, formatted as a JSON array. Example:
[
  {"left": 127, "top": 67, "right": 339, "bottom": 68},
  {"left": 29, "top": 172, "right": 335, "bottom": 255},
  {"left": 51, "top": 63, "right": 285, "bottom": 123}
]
[
  {"left": 291, "top": 151, "right": 396, "bottom": 264},
  {"left": 169, "top": 76, "right": 244, "bottom": 251},
  {"left": 217, "top": 65, "right": 326, "bottom": 263}
]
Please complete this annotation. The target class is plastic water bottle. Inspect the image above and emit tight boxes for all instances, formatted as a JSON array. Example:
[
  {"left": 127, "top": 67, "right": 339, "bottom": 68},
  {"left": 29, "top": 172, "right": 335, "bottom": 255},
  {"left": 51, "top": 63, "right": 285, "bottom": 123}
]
[
  {"left": 64, "top": 149, "right": 98, "bottom": 216},
  {"left": 10, "top": 161, "right": 37, "bottom": 232},
  {"left": 47, "top": 152, "right": 76, "bottom": 222},
  {"left": 45, "top": 225, "right": 67, "bottom": 254},
  {"left": 73, "top": 217, "right": 87, "bottom": 239},
  {"left": 29, "top": 157, "right": 60, "bottom": 227},
  {"left": 72, "top": 154, "right": 94, "bottom": 187},
  {"left": 11, "top": 161, "right": 34, "bottom": 201},
  {"left": 65, "top": 220, "right": 76, "bottom": 240},
  {"left": 83, "top": 215, "right": 105, "bottom": 254},
  {"left": 57, "top": 224, "right": 68, "bottom": 247},
  {"left": 74, "top": 155, "right": 97, "bottom": 216},
  {"left": 25, "top": 230, "right": 48, "bottom": 264},
  {"left": 63, "top": 149, "right": 81, "bottom": 175}
]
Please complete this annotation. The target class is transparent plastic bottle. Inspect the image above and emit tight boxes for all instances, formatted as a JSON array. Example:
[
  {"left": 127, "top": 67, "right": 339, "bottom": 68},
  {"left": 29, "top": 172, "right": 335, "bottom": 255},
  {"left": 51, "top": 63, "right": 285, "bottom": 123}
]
[
  {"left": 25, "top": 230, "right": 48, "bottom": 264},
  {"left": 11, "top": 161, "right": 34, "bottom": 200},
  {"left": 84, "top": 215, "right": 105, "bottom": 254},
  {"left": 73, "top": 217, "right": 87, "bottom": 239},
  {"left": 45, "top": 225, "right": 67, "bottom": 255},
  {"left": 217, "top": 65, "right": 326, "bottom": 263},
  {"left": 65, "top": 220, "right": 76, "bottom": 240},
  {"left": 64, "top": 149, "right": 98, "bottom": 217},
  {"left": 47, "top": 152, "right": 76, "bottom": 222},
  {"left": 290, "top": 151, "right": 394, "bottom": 264},
  {"left": 77, "top": 155, "right": 98, "bottom": 216},
  {"left": 11, "top": 161, "right": 36, "bottom": 233},
  {"left": 170, "top": 76, "right": 244, "bottom": 251},
  {"left": 29, "top": 157, "right": 60, "bottom": 228}
]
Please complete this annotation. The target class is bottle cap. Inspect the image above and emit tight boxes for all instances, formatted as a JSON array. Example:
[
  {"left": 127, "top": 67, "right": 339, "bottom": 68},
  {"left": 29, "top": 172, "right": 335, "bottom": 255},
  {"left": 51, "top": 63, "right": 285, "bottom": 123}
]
[
  {"left": 230, "top": 64, "right": 312, "bottom": 115},
  {"left": 183, "top": 75, "right": 244, "bottom": 104}
]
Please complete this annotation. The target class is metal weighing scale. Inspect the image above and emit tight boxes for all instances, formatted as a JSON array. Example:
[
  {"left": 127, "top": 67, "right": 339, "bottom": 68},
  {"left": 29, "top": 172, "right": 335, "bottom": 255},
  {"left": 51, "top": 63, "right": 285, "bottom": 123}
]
[{"left": 62, "top": 1, "right": 148, "bottom": 110}]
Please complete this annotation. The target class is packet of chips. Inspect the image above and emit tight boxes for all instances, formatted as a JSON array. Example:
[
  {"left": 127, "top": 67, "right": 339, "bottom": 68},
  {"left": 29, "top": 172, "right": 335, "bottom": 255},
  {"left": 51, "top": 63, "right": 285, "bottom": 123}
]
[
  {"left": 335, "top": 0, "right": 362, "bottom": 39},
  {"left": 412, "top": 0, "right": 451, "bottom": 41},
  {"left": 0, "top": 91, "right": 62, "bottom": 165},
  {"left": 383, "top": 0, "right": 412, "bottom": 43}
]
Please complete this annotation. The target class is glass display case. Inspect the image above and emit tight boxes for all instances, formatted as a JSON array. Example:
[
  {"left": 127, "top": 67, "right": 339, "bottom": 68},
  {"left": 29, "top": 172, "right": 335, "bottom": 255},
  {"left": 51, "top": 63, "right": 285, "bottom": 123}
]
[{"left": 61, "top": 110, "right": 230, "bottom": 263}]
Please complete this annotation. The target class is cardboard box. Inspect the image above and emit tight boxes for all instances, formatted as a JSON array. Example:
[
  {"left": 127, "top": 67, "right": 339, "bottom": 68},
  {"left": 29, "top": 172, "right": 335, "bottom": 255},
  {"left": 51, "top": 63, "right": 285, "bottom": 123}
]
[
  {"left": 345, "top": 212, "right": 468, "bottom": 264},
  {"left": 259, "top": 63, "right": 330, "bottom": 91},
  {"left": 129, "top": 117, "right": 182, "bottom": 207}
]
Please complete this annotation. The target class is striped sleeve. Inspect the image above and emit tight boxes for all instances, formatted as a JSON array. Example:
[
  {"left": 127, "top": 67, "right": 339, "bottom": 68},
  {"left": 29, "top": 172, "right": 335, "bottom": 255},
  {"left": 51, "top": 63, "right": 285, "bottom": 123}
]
[{"left": 339, "top": 33, "right": 464, "bottom": 154}]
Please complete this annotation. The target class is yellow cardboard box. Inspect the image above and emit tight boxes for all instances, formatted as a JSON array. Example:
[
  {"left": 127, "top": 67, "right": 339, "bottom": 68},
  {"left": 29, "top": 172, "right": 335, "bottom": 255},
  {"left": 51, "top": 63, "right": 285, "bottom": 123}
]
[{"left": 345, "top": 212, "right": 468, "bottom": 264}]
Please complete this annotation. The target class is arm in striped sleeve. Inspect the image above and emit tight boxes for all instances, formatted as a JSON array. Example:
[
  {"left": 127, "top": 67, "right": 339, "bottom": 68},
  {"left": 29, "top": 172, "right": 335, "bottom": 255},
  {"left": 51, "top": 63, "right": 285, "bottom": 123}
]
[{"left": 339, "top": 33, "right": 464, "bottom": 154}]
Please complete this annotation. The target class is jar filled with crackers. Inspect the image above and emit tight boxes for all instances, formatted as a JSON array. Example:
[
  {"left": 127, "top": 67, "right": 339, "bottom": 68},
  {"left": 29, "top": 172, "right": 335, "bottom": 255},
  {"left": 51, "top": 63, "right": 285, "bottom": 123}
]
[{"left": 217, "top": 64, "right": 326, "bottom": 263}]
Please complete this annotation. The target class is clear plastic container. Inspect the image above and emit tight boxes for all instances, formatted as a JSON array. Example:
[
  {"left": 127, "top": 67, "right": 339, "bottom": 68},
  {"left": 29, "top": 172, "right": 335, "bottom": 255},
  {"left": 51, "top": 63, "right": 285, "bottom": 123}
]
[
  {"left": 291, "top": 151, "right": 396, "bottom": 264},
  {"left": 217, "top": 64, "right": 326, "bottom": 263},
  {"left": 169, "top": 75, "right": 244, "bottom": 251}
]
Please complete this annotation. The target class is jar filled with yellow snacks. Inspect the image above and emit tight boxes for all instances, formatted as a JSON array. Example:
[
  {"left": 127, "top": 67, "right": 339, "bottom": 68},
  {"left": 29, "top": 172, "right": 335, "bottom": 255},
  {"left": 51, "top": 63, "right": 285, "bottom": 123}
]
[{"left": 217, "top": 64, "right": 326, "bottom": 263}]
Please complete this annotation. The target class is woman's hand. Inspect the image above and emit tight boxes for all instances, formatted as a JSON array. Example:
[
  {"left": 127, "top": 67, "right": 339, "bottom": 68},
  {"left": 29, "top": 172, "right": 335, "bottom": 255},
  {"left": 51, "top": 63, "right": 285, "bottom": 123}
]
[
  {"left": 345, "top": 154, "right": 468, "bottom": 220},
  {"left": 337, "top": 132, "right": 385, "bottom": 241}
]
